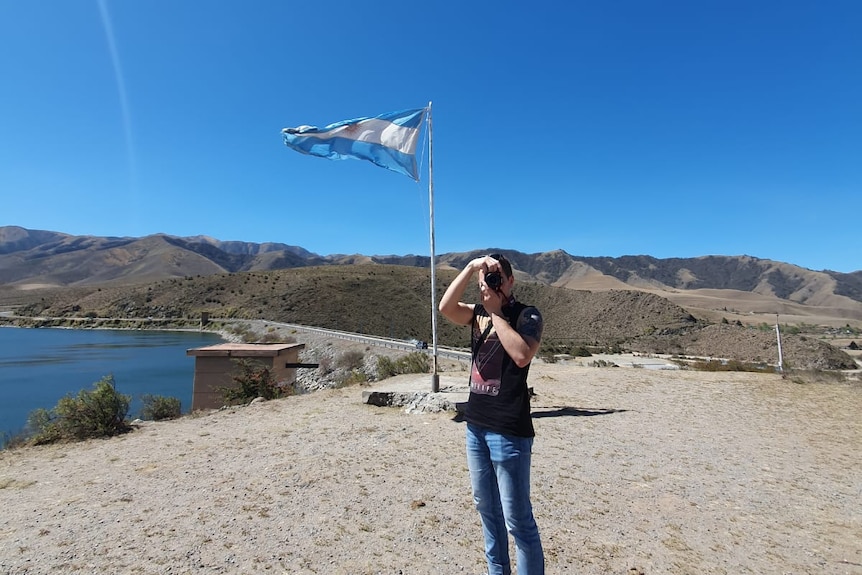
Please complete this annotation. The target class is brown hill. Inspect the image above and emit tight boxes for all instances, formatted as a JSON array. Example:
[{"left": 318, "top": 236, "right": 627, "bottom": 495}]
[
  {"left": 2, "top": 264, "right": 857, "bottom": 371},
  {"left": 3, "top": 266, "right": 694, "bottom": 347},
  {"left": 435, "top": 250, "right": 862, "bottom": 326}
]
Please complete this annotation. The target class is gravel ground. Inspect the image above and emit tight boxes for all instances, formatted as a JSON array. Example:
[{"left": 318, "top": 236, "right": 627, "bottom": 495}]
[{"left": 1, "top": 357, "right": 860, "bottom": 575}]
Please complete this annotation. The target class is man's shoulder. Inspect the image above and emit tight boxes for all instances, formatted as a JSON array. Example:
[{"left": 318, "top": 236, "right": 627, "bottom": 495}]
[
  {"left": 514, "top": 303, "right": 543, "bottom": 341},
  {"left": 512, "top": 301, "right": 541, "bottom": 316},
  {"left": 518, "top": 305, "right": 542, "bottom": 321}
]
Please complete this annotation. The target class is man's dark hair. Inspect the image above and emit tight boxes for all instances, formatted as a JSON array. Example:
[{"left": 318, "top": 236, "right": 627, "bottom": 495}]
[{"left": 489, "top": 253, "right": 513, "bottom": 278}]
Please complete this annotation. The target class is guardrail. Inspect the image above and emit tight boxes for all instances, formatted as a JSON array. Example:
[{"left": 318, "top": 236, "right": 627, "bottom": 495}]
[{"left": 259, "top": 320, "right": 471, "bottom": 360}]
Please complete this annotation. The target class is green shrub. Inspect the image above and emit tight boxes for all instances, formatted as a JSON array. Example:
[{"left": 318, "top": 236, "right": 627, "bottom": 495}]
[
  {"left": 400, "top": 352, "right": 430, "bottom": 373},
  {"left": 55, "top": 376, "right": 131, "bottom": 440},
  {"left": 335, "top": 370, "right": 369, "bottom": 387},
  {"left": 221, "top": 358, "right": 291, "bottom": 405},
  {"left": 690, "top": 359, "right": 772, "bottom": 373},
  {"left": 376, "top": 352, "right": 430, "bottom": 379},
  {"left": 377, "top": 356, "right": 397, "bottom": 379},
  {"left": 27, "top": 376, "right": 131, "bottom": 444},
  {"left": 25, "top": 408, "right": 60, "bottom": 445},
  {"left": 141, "top": 394, "right": 182, "bottom": 420}
]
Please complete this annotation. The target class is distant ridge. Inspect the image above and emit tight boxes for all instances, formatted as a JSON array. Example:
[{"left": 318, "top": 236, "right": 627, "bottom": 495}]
[{"left": 2, "top": 225, "right": 861, "bottom": 325}]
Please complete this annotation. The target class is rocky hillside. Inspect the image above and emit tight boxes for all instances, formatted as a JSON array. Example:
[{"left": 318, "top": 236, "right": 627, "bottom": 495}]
[
  {"left": 2, "top": 264, "right": 857, "bottom": 371},
  {"left": 630, "top": 324, "right": 855, "bottom": 371}
]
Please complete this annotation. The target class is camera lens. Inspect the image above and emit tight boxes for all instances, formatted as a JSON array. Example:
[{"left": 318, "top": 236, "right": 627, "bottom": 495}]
[{"left": 485, "top": 272, "right": 502, "bottom": 289}]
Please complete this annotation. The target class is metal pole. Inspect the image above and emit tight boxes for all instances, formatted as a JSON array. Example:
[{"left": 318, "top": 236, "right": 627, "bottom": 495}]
[
  {"left": 775, "top": 314, "right": 784, "bottom": 376},
  {"left": 427, "top": 102, "right": 439, "bottom": 392}
]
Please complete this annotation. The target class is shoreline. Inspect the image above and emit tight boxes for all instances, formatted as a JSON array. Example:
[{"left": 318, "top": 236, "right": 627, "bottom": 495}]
[{"left": 0, "top": 318, "right": 235, "bottom": 340}]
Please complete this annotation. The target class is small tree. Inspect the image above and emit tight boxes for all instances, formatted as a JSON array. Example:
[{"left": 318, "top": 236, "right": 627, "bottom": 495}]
[
  {"left": 141, "top": 394, "right": 182, "bottom": 421},
  {"left": 54, "top": 375, "right": 131, "bottom": 440},
  {"left": 221, "top": 358, "right": 290, "bottom": 405},
  {"left": 27, "top": 376, "right": 131, "bottom": 444}
]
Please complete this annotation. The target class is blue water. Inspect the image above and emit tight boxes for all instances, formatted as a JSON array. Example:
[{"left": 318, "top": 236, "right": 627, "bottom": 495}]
[{"left": 0, "top": 327, "right": 223, "bottom": 438}]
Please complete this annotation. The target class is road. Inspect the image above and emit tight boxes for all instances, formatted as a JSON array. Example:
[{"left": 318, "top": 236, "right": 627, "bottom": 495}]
[{"left": 229, "top": 319, "right": 471, "bottom": 361}]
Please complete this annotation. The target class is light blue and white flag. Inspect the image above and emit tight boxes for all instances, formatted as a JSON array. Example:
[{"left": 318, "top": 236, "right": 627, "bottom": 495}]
[{"left": 281, "top": 108, "right": 427, "bottom": 180}]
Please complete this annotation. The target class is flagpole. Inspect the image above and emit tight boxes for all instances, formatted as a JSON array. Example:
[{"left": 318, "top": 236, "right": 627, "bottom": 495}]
[
  {"left": 775, "top": 314, "right": 785, "bottom": 378},
  {"left": 427, "top": 101, "right": 440, "bottom": 393}
]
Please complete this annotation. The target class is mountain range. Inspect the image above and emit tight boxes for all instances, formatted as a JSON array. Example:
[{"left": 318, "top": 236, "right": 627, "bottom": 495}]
[{"left": 2, "top": 226, "right": 861, "bottom": 326}]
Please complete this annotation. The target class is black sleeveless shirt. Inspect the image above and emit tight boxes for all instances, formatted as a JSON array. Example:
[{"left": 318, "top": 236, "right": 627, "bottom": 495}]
[{"left": 465, "top": 300, "right": 542, "bottom": 438}]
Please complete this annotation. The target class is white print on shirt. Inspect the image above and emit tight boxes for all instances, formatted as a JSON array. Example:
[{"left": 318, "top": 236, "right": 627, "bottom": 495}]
[{"left": 470, "top": 333, "right": 504, "bottom": 396}]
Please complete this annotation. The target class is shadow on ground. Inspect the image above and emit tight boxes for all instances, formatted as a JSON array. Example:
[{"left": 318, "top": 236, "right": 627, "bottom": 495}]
[
  {"left": 451, "top": 406, "right": 627, "bottom": 423},
  {"left": 532, "top": 406, "right": 628, "bottom": 418}
]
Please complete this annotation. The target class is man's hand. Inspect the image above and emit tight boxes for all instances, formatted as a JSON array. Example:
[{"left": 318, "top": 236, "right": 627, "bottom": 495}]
[
  {"left": 475, "top": 255, "right": 502, "bottom": 279},
  {"left": 479, "top": 280, "right": 505, "bottom": 316},
  {"left": 439, "top": 256, "right": 489, "bottom": 326},
  {"left": 476, "top": 255, "right": 502, "bottom": 292},
  {"left": 440, "top": 254, "right": 507, "bottom": 327},
  {"left": 476, "top": 254, "right": 506, "bottom": 314}
]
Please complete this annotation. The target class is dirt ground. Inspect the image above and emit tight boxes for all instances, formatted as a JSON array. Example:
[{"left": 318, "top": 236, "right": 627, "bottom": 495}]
[{"left": 1, "top": 362, "right": 860, "bottom": 575}]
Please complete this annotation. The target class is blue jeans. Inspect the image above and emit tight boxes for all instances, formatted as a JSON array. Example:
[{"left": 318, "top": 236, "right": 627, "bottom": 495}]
[{"left": 466, "top": 423, "right": 544, "bottom": 575}]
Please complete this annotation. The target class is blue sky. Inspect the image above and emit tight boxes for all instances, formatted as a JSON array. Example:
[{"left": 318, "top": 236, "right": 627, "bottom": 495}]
[{"left": 1, "top": 1, "right": 859, "bottom": 273}]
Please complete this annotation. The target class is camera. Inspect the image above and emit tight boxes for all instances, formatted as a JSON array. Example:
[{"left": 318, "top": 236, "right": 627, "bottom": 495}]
[{"left": 485, "top": 271, "right": 503, "bottom": 291}]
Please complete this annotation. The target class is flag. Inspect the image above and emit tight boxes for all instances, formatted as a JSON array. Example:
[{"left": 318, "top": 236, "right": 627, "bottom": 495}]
[{"left": 281, "top": 108, "right": 427, "bottom": 180}]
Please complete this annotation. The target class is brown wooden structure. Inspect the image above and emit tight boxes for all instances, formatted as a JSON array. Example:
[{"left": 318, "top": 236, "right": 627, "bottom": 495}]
[{"left": 186, "top": 342, "right": 306, "bottom": 410}]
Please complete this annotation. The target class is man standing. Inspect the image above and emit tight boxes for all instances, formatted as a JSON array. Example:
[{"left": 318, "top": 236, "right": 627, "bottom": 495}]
[{"left": 439, "top": 253, "right": 545, "bottom": 575}]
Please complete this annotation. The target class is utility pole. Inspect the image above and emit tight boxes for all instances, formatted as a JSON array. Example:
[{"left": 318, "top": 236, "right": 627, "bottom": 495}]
[{"left": 775, "top": 314, "right": 785, "bottom": 378}]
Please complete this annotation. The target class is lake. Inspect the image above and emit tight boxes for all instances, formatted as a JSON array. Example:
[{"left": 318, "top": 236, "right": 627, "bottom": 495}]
[{"left": 0, "top": 327, "right": 223, "bottom": 439}]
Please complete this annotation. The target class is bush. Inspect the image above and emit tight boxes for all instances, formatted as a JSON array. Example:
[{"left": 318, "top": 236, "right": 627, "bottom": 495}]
[
  {"left": 539, "top": 341, "right": 593, "bottom": 360},
  {"left": 788, "top": 369, "right": 848, "bottom": 384},
  {"left": 690, "top": 359, "right": 772, "bottom": 373},
  {"left": 27, "top": 376, "right": 131, "bottom": 444},
  {"left": 317, "top": 354, "right": 333, "bottom": 375},
  {"left": 376, "top": 352, "right": 430, "bottom": 379},
  {"left": 221, "top": 358, "right": 291, "bottom": 405},
  {"left": 336, "top": 350, "right": 365, "bottom": 370},
  {"left": 141, "top": 394, "right": 182, "bottom": 420},
  {"left": 25, "top": 408, "right": 60, "bottom": 445},
  {"left": 226, "top": 323, "right": 255, "bottom": 342},
  {"left": 376, "top": 357, "right": 397, "bottom": 379},
  {"left": 256, "top": 330, "right": 296, "bottom": 344},
  {"left": 335, "top": 369, "right": 369, "bottom": 387}
]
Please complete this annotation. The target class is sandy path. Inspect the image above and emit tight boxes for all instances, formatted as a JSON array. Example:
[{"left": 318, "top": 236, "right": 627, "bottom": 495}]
[{"left": 1, "top": 363, "right": 860, "bottom": 574}]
